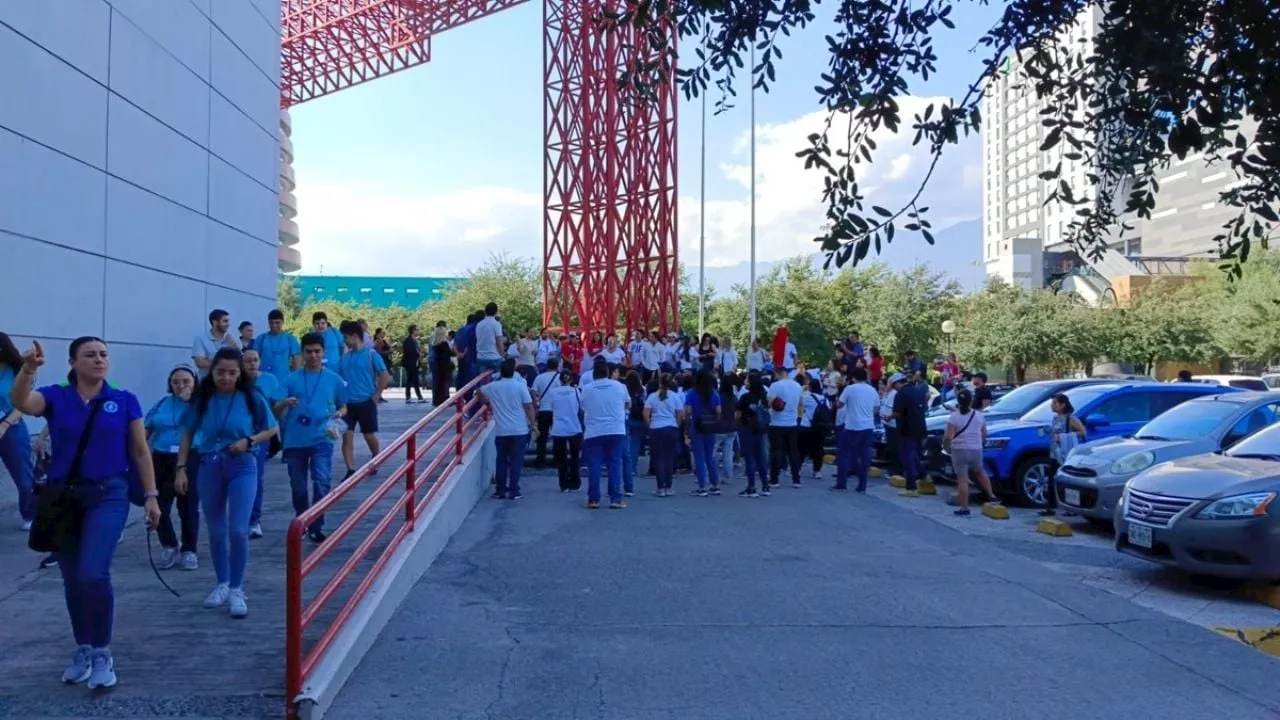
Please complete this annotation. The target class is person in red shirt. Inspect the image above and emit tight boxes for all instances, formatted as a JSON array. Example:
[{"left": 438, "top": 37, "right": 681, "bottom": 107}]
[
  {"left": 560, "top": 333, "right": 584, "bottom": 376},
  {"left": 586, "top": 331, "right": 604, "bottom": 359},
  {"left": 867, "top": 346, "right": 884, "bottom": 384},
  {"left": 935, "top": 352, "right": 961, "bottom": 400}
]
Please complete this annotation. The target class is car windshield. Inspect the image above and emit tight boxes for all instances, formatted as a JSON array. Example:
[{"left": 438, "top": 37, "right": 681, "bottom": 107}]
[
  {"left": 1132, "top": 399, "right": 1243, "bottom": 441},
  {"left": 987, "top": 383, "right": 1058, "bottom": 416},
  {"left": 1021, "top": 385, "right": 1114, "bottom": 425},
  {"left": 1228, "top": 379, "right": 1269, "bottom": 392},
  {"left": 1226, "top": 423, "right": 1280, "bottom": 460}
]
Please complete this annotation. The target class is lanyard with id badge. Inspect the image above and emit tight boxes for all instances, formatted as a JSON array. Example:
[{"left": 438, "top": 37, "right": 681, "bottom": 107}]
[
  {"left": 296, "top": 373, "right": 343, "bottom": 439},
  {"left": 212, "top": 393, "right": 246, "bottom": 453}
]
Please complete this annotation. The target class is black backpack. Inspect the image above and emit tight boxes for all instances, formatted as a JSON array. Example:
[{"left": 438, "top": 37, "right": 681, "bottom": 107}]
[
  {"left": 692, "top": 392, "right": 720, "bottom": 434},
  {"left": 811, "top": 395, "right": 834, "bottom": 430}
]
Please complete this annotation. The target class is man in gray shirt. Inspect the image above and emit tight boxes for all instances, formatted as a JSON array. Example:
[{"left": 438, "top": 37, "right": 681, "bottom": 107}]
[
  {"left": 192, "top": 308, "right": 242, "bottom": 377},
  {"left": 474, "top": 301, "right": 505, "bottom": 377}
]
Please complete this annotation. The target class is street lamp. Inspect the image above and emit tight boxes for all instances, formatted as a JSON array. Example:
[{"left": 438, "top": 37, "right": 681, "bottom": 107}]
[{"left": 941, "top": 319, "right": 956, "bottom": 353}]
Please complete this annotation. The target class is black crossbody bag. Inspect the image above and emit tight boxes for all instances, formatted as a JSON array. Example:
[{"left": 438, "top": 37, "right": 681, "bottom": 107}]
[{"left": 28, "top": 400, "right": 104, "bottom": 553}]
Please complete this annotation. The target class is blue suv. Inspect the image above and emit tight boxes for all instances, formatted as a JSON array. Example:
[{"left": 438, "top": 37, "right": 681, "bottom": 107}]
[{"left": 945, "top": 382, "right": 1239, "bottom": 506}]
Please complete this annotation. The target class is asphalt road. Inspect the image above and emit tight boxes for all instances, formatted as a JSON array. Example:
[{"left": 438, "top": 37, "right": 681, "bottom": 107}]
[{"left": 327, "top": 469, "right": 1280, "bottom": 720}]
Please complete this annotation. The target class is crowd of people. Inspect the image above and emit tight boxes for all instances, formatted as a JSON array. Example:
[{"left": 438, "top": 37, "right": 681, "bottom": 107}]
[{"left": 0, "top": 301, "right": 1001, "bottom": 693}]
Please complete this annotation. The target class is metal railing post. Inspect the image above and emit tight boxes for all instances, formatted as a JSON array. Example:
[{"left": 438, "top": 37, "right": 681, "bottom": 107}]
[
  {"left": 455, "top": 399, "right": 464, "bottom": 460},
  {"left": 285, "top": 521, "right": 304, "bottom": 719},
  {"left": 405, "top": 433, "right": 417, "bottom": 529}
]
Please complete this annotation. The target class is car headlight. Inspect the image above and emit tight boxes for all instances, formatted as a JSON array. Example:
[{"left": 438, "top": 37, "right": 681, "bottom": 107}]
[
  {"left": 1110, "top": 451, "right": 1155, "bottom": 476},
  {"left": 984, "top": 437, "right": 1009, "bottom": 450},
  {"left": 1194, "top": 492, "right": 1277, "bottom": 520}
]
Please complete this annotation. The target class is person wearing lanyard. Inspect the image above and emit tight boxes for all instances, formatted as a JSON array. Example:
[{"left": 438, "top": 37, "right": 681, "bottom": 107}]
[
  {"left": 277, "top": 332, "right": 348, "bottom": 544},
  {"left": 8, "top": 336, "right": 160, "bottom": 691},
  {"left": 175, "top": 348, "right": 277, "bottom": 620},
  {"left": 242, "top": 348, "right": 284, "bottom": 539},
  {"left": 143, "top": 366, "right": 201, "bottom": 571},
  {"left": 257, "top": 309, "right": 301, "bottom": 385}
]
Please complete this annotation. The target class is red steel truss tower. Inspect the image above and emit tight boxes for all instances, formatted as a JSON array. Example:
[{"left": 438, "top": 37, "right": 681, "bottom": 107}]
[{"left": 280, "top": 0, "right": 679, "bottom": 336}]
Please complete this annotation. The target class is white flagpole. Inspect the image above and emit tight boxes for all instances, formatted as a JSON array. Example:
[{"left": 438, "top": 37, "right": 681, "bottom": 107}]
[
  {"left": 698, "top": 88, "right": 707, "bottom": 337},
  {"left": 748, "top": 42, "right": 758, "bottom": 344}
]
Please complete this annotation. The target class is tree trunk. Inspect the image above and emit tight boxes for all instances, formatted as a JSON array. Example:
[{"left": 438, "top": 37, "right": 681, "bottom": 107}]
[{"left": 1015, "top": 365, "right": 1027, "bottom": 384}]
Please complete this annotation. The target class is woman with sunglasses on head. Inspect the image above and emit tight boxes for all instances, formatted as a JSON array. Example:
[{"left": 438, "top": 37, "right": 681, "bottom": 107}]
[
  {"left": 144, "top": 366, "right": 201, "bottom": 570},
  {"left": 174, "top": 348, "right": 278, "bottom": 620},
  {"left": 0, "top": 332, "right": 36, "bottom": 531},
  {"left": 8, "top": 337, "right": 160, "bottom": 691}
]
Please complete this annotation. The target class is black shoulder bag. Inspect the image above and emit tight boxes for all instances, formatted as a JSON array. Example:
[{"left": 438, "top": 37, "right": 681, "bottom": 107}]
[{"left": 28, "top": 400, "right": 103, "bottom": 553}]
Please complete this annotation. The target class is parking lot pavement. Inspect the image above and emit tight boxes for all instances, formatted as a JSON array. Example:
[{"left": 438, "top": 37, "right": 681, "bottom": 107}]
[{"left": 862, "top": 477, "right": 1280, "bottom": 644}]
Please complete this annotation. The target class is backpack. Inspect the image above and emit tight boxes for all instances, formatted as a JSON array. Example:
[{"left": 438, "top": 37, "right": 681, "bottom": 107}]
[
  {"left": 811, "top": 395, "right": 834, "bottom": 429},
  {"left": 691, "top": 392, "right": 719, "bottom": 434},
  {"left": 751, "top": 396, "right": 771, "bottom": 430}
]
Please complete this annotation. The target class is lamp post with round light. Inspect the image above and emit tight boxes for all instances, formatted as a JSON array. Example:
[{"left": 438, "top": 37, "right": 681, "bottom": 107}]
[{"left": 941, "top": 319, "right": 956, "bottom": 354}]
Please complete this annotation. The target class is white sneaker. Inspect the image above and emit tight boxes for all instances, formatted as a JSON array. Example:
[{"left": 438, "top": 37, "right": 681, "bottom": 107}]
[
  {"left": 203, "top": 584, "right": 230, "bottom": 609},
  {"left": 248, "top": 523, "right": 263, "bottom": 539},
  {"left": 86, "top": 648, "right": 117, "bottom": 690},
  {"left": 181, "top": 552, "right": 198, "bottom": 571},
  {"left": 157, "top": 547, "right": 178, "bottom": 570},
  {"left": 228, "top": 588, "right": 249, "bottom": 619}
]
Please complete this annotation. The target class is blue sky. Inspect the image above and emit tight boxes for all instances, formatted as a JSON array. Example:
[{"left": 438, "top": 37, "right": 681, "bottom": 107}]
[{"left": 290, "top": 2, "right": 1005, "bottom": 285}]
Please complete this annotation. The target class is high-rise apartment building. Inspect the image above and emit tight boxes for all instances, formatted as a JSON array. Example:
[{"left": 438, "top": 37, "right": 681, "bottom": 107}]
[{"left": 980, "top": 5, "right": 1241, "bottom": 291}]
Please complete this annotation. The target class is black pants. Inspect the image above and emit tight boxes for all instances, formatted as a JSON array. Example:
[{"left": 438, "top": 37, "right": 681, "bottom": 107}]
[
  {"left": 152, "top": 451, "right": 200, "bottom": 553},
  {"left": 768, "top": 426, "right": 801, "bottom": 485},
  {"left": 534, "top": 411, "right": 554, "bottom": 464},
  {"left": 432, "top": 368, "right": 453, "bottom": 406},
  {"left": 403, "top": 365, "right": 423, "bottom": 400},
  {"left": 799, "top": 427, "right": 826, "bottom": 473},
  {"left": 883, "top": 426, "right": 901, "bottom": 475},
  {"left": 553, "top": 434, "right": 582, "bottom": 490}
]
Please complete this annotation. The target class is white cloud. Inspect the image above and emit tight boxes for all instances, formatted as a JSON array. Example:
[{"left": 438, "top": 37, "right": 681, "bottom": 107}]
[{"left": 294, "top": 95, "right": 980, "bottom": 277}]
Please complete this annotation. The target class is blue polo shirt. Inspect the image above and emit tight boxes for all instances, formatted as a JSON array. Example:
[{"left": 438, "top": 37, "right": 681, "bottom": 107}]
[
  {"left": 145, "top": 395, "right": 192, "bottom": 453},
  {"left": 182, "top": 390, "right": 276, "bottom": 455},
  {"left": 340, "top": 347, "right": 387, "bottom": 403},
  {"left": 319, "top": 327, "right": 344, "bottom": 373},
  {"left": 257, "top": 331, "right": 301, "bottom": 383},
  {"left": 454, "top": 322, "right": 476, "bottom": 370},
  {"left": 39, "top": 381, "right": 141, "bottom": 483},
  {"left": 281, "top": 368, "right": 348, "bottom": 449}
]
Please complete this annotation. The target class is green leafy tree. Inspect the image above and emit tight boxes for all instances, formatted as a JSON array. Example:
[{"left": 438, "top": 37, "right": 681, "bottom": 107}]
[
  {"left": 277, "top": 275, "right": 302, "bottom": 320},
  {"left": 955, "top": 280, "right": 1064, "bottom": 383},
  {"left": 1204, "top": 251, "right": 1280, "bottom": 363},
  {"left": 430, "top": 254, "right": 544, "bottom": 335},
  {"left": 616, "top": 0, "right": 1277, "bottom": 274},
  {"left": 1105, "top": 280, "right": 1220, "bottom": 374},
  {"left": 852, "top": 263, "right": 961, "bottom": 366}
]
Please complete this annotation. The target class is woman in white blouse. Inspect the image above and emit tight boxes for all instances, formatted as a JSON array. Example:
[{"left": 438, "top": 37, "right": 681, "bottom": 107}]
[{"left": 547, "top": 371, "right": 583, "bottom": 492}]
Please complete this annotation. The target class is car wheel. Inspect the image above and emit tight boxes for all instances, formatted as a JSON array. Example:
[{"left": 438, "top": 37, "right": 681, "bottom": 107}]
[{"left": 1015, "top": 455, "right": 1054, "bottom": 508}]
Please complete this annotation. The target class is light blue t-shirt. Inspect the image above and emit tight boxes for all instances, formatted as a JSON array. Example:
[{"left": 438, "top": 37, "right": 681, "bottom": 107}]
[
  {"left": 340, "top": 346, "right": 387, "bottom": 403},
  {"left": 319, "top": 327, "right": 345, "bottom": 373},
  {"left": 0, "top": 365, "right": 16, "bottom": 415},
  {"left": 145, "top": 395, "right": 192, "bottom": 453},
  {"left": 580, "top": 379, "right": 628, "bottom": 439},
  {"left": 644, "top": 391, "right": 683, "bottom": 430},
  {"left": 257, "top": 331, "right": 301, "bottom": 383},
  {"left": 481, "top": 377, "right": 533, "bottom": 437},
  {"left": 281, "top": 368, "right": 348, "bottom": 449},
  {"left": 182, "top": 390, "right": 277, "bottom": 455},
  {"left": 547, "top": 386, "right": 582, "bottom": 437},
  {"left": 253, "top": 372, "right": 284, "bottom": 405}
]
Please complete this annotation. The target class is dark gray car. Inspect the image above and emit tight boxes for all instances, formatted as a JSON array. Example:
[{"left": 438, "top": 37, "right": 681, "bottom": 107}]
[
  {"left": 1115, "top": 421, "right": 1280, "bottom": 581},
  {"left": 1058, "top": 392, "right": 1280, "bottom": 523}
]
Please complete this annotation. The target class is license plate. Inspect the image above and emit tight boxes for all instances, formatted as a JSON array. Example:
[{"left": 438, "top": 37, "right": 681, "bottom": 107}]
[
  {"left": 1063, "top": 488, "right": 1081, "bottom": 506},
  {"left": 1129, "top": 523, "right": 1153, "bottom": 549}
]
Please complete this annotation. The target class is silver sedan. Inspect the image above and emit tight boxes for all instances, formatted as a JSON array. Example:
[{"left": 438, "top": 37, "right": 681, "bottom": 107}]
[{"left": 1055, "top": 392, "right": 1280, "bottom": 523}]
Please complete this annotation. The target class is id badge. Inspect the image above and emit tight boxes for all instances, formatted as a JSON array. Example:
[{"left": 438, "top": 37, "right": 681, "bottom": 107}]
[
  {"left": 167, "top": 445, "right": 180, "bottom": 453},
  {"left": 297, "top": 413, "right": 313, "bottom": 427}
]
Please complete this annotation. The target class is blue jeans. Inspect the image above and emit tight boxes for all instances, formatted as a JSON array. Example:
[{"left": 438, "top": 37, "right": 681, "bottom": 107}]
[
  {"left": 250, "top": 444, "right": 267, "bottom": 526},
  {"left": 737, "top": 429, "right": 766, "bottom": 487},
  {"left": 898, "top": 434, "right": 922, "bottom": 490},
  {"left": 583, "top": 434, "right": 624, "bottom": 503},
  {"left": 836, "top": 428, "right": 874, "bottom": 491},
  {"left": 648, "top": 426, "right": 679, "bottom": 490},
  {"left": 58, "top": 475, "right": 129, "bottom": 648},
  {"left": 625, "top": 420, "right": 646, "bottom": 493},
  {"left": 494, "top": 434, "right": 529, "bottom": 497},
  {"left": 285, "top": 443, "right": 335, "bottom": 534},
  {"left": 690, "top": 432, "right": 720, "bottom": 489},
  {"left": 0, "top": 419, "right": 35, "bottom": 521},
  {"left": 475, "top": 358, "right": 502, "bottom": 378},
  {"left": 199, "top": 452, "right": 257, "bottom": 588},
  {"left": 715, "top": 432, "right": 736, "bottom": 482}
]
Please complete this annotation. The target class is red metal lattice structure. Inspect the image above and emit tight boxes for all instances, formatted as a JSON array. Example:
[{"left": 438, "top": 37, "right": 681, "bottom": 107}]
[{"left": 280, "top": 0, "right": 679, "bottom": 336}]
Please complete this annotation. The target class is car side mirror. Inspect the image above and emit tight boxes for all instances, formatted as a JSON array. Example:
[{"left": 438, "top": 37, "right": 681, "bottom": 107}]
[{"left": 1084, "top": 414, "right": 1110, "bottom": 429}]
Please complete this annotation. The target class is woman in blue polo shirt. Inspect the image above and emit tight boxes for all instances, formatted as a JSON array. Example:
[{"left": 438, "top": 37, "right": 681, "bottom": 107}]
[
  {"left": 174, "top": 348, "right": 277, "bottom": 620},
  {"left": 0, "top": 332, "right": 35, "bottom": 530},
  {"left": 242, "top": 348, "right": 283, "bottom": 540},
  {"left": 7, "top": 336, "right": 161, "bottom": 691},
  {"left": 144, "top": 366, "right": 201, "bottom": 571}
]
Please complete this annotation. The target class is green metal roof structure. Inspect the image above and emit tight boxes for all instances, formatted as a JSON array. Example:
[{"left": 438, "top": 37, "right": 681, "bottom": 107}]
[{"left": 293, "top": 275, "right": 461, "bottom": 309}]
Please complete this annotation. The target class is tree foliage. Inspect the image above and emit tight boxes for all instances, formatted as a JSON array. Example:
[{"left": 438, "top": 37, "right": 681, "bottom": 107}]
[{"left": 614, "top": 0, "right": 1278, "bottom": 275}]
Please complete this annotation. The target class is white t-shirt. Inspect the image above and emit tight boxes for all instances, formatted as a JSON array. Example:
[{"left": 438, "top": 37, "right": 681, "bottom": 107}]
[
  {"left": 532, "top": 371, "right": 560, "bottom": 411},
  {"left": 719, "top": 347, "right": 738, "bottom": 374},
  {"left": 599, "top": 347, "right": 625, "bottom": 366},
  {"left": 547, "top": 386, "right": 583, "bottom": 437},
  {"left": 839, "top": 382, "right": 880, "bottom": 431},
  {"left": 475, "top": 316, "right": 504, "bottom": 361},
  {"left": 782, "top": 342, "right": 798, "bottom": 369},
  {"left": 580, "top": 351, "right": 596, "bottom": 376},
  {"left": 640, "top": 340, "right": 660, "bottom": 370},
  {"left": 536, "top": 338, "right": 558, "bottom": 364},
  {"left": 644, "top": 391, "right": 684, "bottom": 430},
  {"left": 948, "top": 409, "right": 986, "bottom": 450},
  {"left": 880, "top": 389, "right": 897, "bottom": 428},
  {"left": 580, "top": 378, "right": 629, "bottom": 439},
  {"left": 481, "top": 377, "right": 532, "bottom": 436},
  {"left": 766, "top": 378, "right": 803, "bottom": 427}
]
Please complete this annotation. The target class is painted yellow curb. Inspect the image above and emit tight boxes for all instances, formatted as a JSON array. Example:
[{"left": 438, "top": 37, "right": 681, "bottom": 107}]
[
  {"left": 869, "top": 467, "right": 883, "bottom": 478},
  {"left": 1036, "top": 518, "right": 1073, "bottom": 537},
  {"left": 1212, "top": 627, "right": 1280, "bottom": 657},
  {"left": 898, "top": 490, "right": 919, "bottom": 498},
  {"left": 982, "top": 503, "right": 1010, "bottom": 520},
  {"left": 918, "top": 479, "right": 937, "bottom": 495},
  {"left": 889, "top": 475, "right": 907, "bottom": 488},
  {"left": 1247, "top": 585, "right": 1280, "bottom": 610},
  {"left": 823, "top": 454, "right": 836, "bottom": 465}
]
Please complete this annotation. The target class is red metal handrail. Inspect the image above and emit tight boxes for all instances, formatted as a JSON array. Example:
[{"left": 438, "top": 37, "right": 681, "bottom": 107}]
[{"left": 284, "top": 372, "right": 493, "bottom": 718}]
